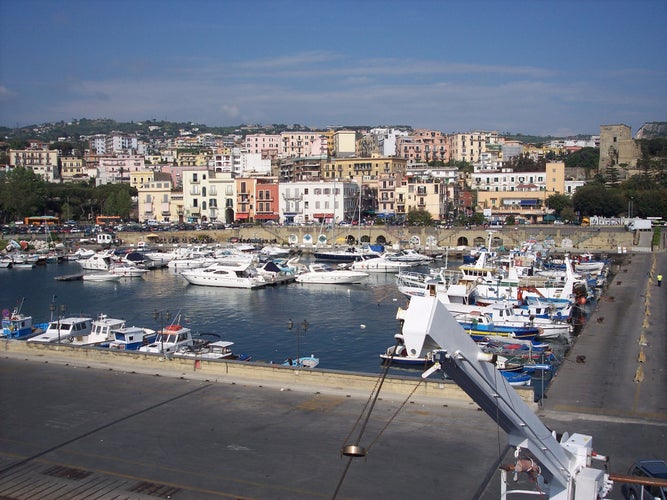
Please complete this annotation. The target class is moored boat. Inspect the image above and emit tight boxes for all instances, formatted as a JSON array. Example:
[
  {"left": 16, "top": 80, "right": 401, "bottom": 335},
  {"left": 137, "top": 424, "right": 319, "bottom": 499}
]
[
  {"left": 138, "top": 323, "right": 194, "bottom": 354},
  {"left": 295, "top": 263, "right": 369, "bottom": 284},
  {"left": 27, "top": 316, "right": 94, "bottom": 343}
]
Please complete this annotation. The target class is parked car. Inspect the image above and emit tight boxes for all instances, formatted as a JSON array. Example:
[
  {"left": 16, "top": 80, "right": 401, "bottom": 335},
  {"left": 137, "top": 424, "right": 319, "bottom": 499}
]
[{"left": 621, "top": 459, "right": 667, "bottom": 500}]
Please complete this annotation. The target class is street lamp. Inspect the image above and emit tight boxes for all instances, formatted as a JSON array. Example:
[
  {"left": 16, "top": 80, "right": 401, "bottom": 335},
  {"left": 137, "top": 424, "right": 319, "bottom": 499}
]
[
  {"left": 49, "top": 300, "right": 67, "bottom": 343},
  {"left": 287, "top": 318, "right": 309, "bottom": 366},
  {"left": 153, "top": 309, "right": 171, "bottom": 354}
]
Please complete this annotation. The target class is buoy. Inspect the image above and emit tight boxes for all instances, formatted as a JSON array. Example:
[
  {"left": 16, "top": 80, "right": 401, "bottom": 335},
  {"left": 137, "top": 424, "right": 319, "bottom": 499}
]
[{"left": 360, "top": 324, "right": 366, "bottom": 329}]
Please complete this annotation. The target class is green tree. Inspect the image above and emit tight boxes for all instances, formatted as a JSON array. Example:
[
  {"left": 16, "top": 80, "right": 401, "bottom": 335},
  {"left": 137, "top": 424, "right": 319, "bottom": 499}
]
[
  {"left": 564, "top": 147, "right": 599, "bottom": 169},
  {"left": 545, "top": 193, "right": 572, "bottom": 216},
  {"left": 0, "top": 167, "right": 47, "bottom": 222},
  {"left": 406, "top": 208, "right": 433, "bottom": 226},
  {"left": 572, "top": 184, "right": 625, "bottom": 217}
]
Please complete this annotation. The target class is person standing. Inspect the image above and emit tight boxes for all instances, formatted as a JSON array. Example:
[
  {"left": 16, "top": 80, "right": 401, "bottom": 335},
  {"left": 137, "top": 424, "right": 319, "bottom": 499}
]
[{"left": 658, "top": 273, "right": 663, "bottom": 287}]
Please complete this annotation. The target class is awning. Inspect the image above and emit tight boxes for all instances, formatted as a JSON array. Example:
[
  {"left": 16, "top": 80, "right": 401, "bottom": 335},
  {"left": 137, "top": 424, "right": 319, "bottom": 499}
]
[
  {"left": 313, "top": 213, "right": 334, "bottom": 218},
  {"left": 520, "top": 200, "right": 538, "bottom": 206},
  {"left": 255, "top": 214, "right": 278, "bottom": 220},
  {"left": 236, "top": 213, "right": 249, "bottom": 220},
  {"left": 376, "top": 213, "right": 395, "bottom": 218}
]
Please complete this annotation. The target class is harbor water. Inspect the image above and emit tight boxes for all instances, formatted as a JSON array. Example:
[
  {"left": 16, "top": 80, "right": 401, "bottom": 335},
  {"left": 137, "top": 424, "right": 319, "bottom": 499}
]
[{"left": 1, "top": 259, "right": 421, "bottom": 375}]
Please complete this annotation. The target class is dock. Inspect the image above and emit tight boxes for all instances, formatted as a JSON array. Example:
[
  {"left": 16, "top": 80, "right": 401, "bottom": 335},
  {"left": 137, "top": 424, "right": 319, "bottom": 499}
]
[{"left": 53, "top": 273, "right": 84, "bottom": 281}]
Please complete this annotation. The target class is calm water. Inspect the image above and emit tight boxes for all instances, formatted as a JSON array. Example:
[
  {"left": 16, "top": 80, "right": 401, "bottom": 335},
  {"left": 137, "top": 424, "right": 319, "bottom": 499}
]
[{"left": 1, "top": 259, "right": 436, "bottom": 375}]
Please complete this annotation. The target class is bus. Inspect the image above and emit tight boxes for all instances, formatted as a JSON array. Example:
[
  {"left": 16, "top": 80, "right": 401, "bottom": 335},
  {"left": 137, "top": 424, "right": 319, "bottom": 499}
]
[
  {"left": 24, "top": 216, "right": 59, "bottom": 226},
  {"left": 96, "top": 215, "right": 122, "bottom": 226}
]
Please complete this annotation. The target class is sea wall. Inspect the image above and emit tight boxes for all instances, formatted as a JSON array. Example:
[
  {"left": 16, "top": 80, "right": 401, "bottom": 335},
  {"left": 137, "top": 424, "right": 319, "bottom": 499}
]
[
  {"left": 2, "top": 339, "right": 536, "bottom": 408},
  {"left": 111, "top": 226, "right": 636, "bottom": 254}
]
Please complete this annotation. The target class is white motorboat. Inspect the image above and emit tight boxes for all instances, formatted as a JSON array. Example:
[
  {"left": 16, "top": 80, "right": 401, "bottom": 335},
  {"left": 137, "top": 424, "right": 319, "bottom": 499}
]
[
  {"left": 77, "top": 250, "right": 114, "bottom": 271},
  {"left": 82, "top": 272, "right": 122, "bottom": 282},
  {"left": 139, "top": 323, "right": 194, "bottom": 354},
  {"left": 384, "top": 249, "right": 433, "bottom": 264},
  {"left": 175, "top": 340, "right": 250, "bottom": 361},
  {"left": 295, "top": 263, "right": 369, "bottom": 284},
  {"left": 28, "top": 316, "right": 94, "bottom": 343},
  {"left": 109, "top": 264, "right": 149, "bottom": 277},
  {"left": 350, "top": 253, "right": 419, "bottom": 273},
  {"left": 180, "top": 262, "right": 268, "bottom": 289}
]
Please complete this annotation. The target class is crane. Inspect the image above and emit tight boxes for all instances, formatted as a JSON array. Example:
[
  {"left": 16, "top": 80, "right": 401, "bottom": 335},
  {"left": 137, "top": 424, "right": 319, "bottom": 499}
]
[{"left": 397, "top": 295, "right": 613, "bottom": 499}]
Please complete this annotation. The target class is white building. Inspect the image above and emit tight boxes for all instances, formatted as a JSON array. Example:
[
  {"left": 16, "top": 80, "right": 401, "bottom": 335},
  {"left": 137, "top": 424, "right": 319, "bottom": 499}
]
[
  {"left": 96, "top": 155, "right": 146, "bottom": 186},
  {"left": 279, "top": 180, "right": 359, "bottom": 224}
]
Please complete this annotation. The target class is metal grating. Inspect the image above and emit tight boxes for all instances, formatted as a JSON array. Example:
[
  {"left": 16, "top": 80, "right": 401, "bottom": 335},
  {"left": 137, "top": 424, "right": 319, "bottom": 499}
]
[
  {"left": 130, "top": 481, "right": 181, "bottom": 498},
  {"left": 42, "top": 465, "right": 92, "bottom": 480}
]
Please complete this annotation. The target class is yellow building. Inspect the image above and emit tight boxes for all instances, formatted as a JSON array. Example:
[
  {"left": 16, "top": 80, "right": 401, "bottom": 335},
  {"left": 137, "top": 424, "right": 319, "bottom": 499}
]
[
  {"left": 60, "top": 156, "right": 86, "bottom": 183},
  {"left": 137, "top": 173, "right": 174, "bottom": 223},
  {"left": 321, "top": 156, "right": 407, "bottom": 183}
]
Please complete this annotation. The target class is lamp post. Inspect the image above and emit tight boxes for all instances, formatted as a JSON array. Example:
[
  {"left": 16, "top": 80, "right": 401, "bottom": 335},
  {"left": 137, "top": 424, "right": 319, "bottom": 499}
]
[
  {"left": 50, "top": 300, "right": 67, "bottom": 344},
  {"left": 153, "top": 309, "right": 171, "bottom": 354},
  {"left": 287, "top": 318, "right": 309, "bottom": 366}
]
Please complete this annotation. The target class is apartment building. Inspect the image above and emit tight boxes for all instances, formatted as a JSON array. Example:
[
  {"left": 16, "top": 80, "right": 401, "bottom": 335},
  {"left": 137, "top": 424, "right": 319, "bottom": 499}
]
[
  {"left": 96, "top": 154, "right": 146, "bottom": 186},
  {"left": 235, "top": 177, "right": 280, "bottom": 223},
  {"left": 395, "top": 176, "right": 449, "bottom": 221},
  {"left": 182, "top": 170, "right": 236, "bottom": 223},
  {"left": 395, "top": 129, "right": 448, "bottom": 164},
  {"left": 244, "top": 134, "right": 281, "bottom": 160},
  {"left": 471, "top": 162, "right": 566, "bottom": 216},
  {"left": 448, "top": 131, "right": 500, "bottom": 164},
  {"left": 9, "top": 148, "right": 59, "bottom": 182},
  {"left": 320, "top": 156, "right": 407, "bottom": 183},
  {"left": 333, "top": 130, "right": 356, "bottom": 157},
  {"left": 137, "top": 173, "right": 173, "bottom": 223},
  {"left": 60, "top": 156, "right": 86, "bottom": 183},
  {"left": 280, "top": 131, "right": 324, "bottom": 158},
  {"left": 279, "top": 180, "right": 359, "bottom": 224}
]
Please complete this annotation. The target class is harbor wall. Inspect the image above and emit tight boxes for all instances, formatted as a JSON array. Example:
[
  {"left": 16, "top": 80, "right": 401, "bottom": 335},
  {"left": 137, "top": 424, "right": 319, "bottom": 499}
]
[
  {"left": 1, "top": 339, "right": 537, "bottom": 408},
  {"left": 112, "top": 226, "right": 637, "bottom": 254}
]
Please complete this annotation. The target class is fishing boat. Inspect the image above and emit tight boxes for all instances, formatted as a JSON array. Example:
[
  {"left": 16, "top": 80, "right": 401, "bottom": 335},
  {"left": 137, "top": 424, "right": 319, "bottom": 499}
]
[
  {"left": 68, "top": 314, "right": 126, "bottom": 346},
  {"left": 295, "top": 263, "right": 369, "bottom": 284},
  {"left": 138, "top": 322, "right": 194, "bottom": 354},
  {"left": 27, "top": 316, "right": 94, "bottom": 343},
  {"left": 1, "top": 302, "right": 46, "bottom": 339},
  {"left": 108, "top": 325, "right": 157, "bottom": 350}
]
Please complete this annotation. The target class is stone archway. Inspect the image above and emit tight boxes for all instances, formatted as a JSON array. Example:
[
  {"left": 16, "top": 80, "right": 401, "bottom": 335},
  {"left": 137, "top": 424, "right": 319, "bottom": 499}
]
[
  {"left": 375, "top": 234, "right": 387, "bottom": 245},
  {"left": 457, "top": 236, "right": 470, "bottom": 247}
]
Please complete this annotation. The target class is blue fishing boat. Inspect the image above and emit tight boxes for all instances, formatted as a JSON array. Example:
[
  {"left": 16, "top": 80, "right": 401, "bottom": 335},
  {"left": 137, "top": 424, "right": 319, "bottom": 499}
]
[
  {"left": 455, "top": 312, "right": 539, "bottom": 341},
  {"left": 1, "top": 301, "right": 46, "bottom": 339}
]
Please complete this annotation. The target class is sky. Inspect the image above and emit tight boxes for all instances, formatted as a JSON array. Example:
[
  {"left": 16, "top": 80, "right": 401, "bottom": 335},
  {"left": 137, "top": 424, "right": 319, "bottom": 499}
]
[{"left": 1, "top": 0, "right": 666, "bottom": 136}]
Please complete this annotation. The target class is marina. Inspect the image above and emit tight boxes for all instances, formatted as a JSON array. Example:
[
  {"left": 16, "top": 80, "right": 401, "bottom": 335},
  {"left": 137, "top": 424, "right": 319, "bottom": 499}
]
[{"left": 1, "top": 240, "right": 606, "bottom": 388}]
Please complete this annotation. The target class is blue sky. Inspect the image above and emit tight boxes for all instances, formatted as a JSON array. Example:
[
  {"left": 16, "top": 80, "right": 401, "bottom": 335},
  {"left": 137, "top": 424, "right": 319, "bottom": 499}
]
[{"left": 1, "top": 0, "right": 666, "bottom": 136}]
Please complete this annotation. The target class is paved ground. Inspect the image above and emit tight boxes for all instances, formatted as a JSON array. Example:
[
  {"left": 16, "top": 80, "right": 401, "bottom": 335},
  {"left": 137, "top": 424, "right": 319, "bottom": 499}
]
[{"left": 0, "top": 252, "right": 665, "bottom": 499}]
